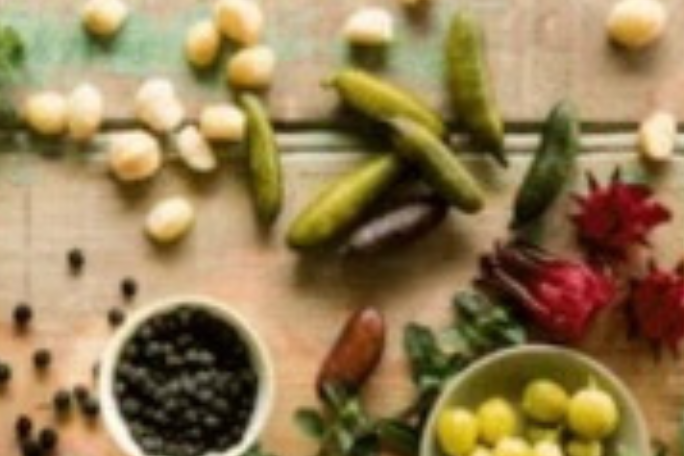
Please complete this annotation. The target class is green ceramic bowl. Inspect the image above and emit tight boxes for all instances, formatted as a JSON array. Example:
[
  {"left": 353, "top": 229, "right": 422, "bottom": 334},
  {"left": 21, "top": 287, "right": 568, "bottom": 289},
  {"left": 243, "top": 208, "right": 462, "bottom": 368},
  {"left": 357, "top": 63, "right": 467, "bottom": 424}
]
[{"left": 420, "top": 345, "right": 649, "bottom": 456}]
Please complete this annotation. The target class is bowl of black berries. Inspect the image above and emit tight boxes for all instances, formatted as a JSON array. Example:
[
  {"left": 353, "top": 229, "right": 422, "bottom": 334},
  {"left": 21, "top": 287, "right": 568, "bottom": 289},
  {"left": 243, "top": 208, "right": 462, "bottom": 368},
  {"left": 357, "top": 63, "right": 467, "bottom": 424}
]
[{"left": 99, "top": 296, "right": 275, "bottom": 456}]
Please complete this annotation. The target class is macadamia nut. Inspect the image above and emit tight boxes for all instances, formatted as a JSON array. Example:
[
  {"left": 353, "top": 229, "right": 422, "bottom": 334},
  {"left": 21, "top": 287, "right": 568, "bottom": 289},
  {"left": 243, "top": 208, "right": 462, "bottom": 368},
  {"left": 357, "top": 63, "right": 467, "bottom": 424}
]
[
  {"left": 199, "top": 104, "right": 246, "bottom": 142},
  {"left": 343, "top": 7, "right": 394, "bottom": 46},
  {"left": 145, "top": 197, "right": 195, "bottom": 243},
  {"left": 24, "top": 91, "right": 68, "bottom": 136},
  {"left": 214, "top": 0, "right": 264, "bottom": 46},
  {"left": 82, "top": 0, "right": 129, "bottom": 38},
  {"left": 67, "top": 83, "right": 104, "bottom": 141},
  {"left": 226, "top": 45, "right": 276, "bottom": 89},
  {"left": 175, "top": 126, "right": 217, "bottom": 173},
  {"left": 135, "top": 78, "right": 185, "bottom": 133},
  {"left": 638, "top": 110, "right": 677, "bottom": 162},
  {"left": 108, "top": 130, "right": 162, "bottom": 182},
  {"left": 607, "top": 0, "right": 667, "bottom": 50},
  {"left": 185, "top": 20, "right": 221, "bottom": 68}
]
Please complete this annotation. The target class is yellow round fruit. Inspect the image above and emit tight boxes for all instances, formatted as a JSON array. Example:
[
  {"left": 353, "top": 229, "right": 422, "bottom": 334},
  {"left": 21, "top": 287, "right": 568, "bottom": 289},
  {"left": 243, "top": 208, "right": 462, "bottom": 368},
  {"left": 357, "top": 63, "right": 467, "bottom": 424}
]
[
  {"left": 525, "top": 425, "right": 561, "bottom": 444},
  {"left": 522, "top": 379, "right": 569, "bottom": 424},
  {"left": 437, "top": 408, "right": 479, "bottom": 456},
  {"left": 567, "top": 388, "right": 618, "bottom": 439},
  {"left": 566, "top": 440, "right": 603, "bottom": 456},
  {"left": 493, "top": 437, "right": 533, "bottom": 456},
  {"left": 477, "top": 397, "right": 518, "bottom": 445}
]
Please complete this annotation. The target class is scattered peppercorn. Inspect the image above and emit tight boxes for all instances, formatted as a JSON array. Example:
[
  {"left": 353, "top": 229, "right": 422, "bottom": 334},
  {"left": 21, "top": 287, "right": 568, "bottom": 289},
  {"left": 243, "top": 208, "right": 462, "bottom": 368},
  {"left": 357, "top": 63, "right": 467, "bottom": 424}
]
[
  {"left": 15, "top": 415, "right": 33, "bottom": 440},
  {"left": 120, "top": 277, "right": 138, "bottom": 301},
  {"left": 82, "top": 396, "right": 100, "bottom": 418},
  {"left": 67, "top": 248, "right": 85, "bottom": 274},
  {"left": 21, "top": 440, "right": 42, "bottom": 456},
  {"left": 38, "top": 428, "right": 58, "bottom": 451},
  {"left": 0, "top": 362, "right": 12, "bottom": 385},
  {"left": 52, "top": 390, "right": 71, "bottom": 415},
  {"left": 13, "top": 303, "right": 33, "bottom": 329},
  {"left": 33, "top": 349, "right": 52, "bottom": 370},
  {"left": 73, "top": 384, "right": 90, "bottom": 405},
  {"left": 108, "top": 308, "right": 125, "bottom": 327}
]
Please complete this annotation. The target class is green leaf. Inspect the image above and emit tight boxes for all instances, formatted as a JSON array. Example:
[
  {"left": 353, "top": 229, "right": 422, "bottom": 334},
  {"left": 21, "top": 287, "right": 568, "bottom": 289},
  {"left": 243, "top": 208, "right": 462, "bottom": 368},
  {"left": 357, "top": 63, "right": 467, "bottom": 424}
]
[
  {"left": 294, "top": 408, "right": 326, "bottom": 441},
  {"left": 0, "top": 24, "right": 24, "bottom": 81},
  {"left": 375, "top": 418, "right": 419, "bottom": 456}
]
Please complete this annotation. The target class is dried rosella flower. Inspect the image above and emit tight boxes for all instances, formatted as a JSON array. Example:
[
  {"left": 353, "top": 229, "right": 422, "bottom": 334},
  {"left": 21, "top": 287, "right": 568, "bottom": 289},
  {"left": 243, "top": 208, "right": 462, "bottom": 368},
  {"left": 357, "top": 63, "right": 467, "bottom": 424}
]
[
  {"left": 572, "top": 171, "right": 671, "bottom": 262},
  {"left": 479, "top": 242, "right": 615, "bottom": 342},
  {"left": 627, "top": 263, "right": 684, "bottom": 352}
]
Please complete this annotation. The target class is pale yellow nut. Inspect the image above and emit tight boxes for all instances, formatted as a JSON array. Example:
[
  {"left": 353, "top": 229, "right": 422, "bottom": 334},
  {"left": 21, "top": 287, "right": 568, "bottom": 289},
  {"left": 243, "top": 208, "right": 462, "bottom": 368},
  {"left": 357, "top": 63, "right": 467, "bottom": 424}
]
[
  {"left": 199, "top": 104, "right": 246, "bottom": 142},
  {"left": 81, "top": 0, "right": 129, "bottom": 38},
  {"left": 135, "top": 78, "right": 185, "bottom": 133},
  {"left": 607, "top": 0, "right": 667, "bottom": 50},
  {"left": 108, "top": 131, "right": 162, "bottom": 182},
  {"left": 343, "top": 7, "right": 394, "bottom": 46},
  {"left": 214, "top": 0, "right": 264, "bottom": 46},
  {"left": 24, "top": 91, "right": 68, "bottom": 136},
  {"left": 638, "top": 110, "right": 677, "bottom": 162},
  {"left": 226, "top": 45, "right": 276, "bottom": 89},
  {"left": 67, "top": 83, "right": 104, "bottom": 141},
  {"left": 185, "top": 20, "right": 221, "bottom": 68},
  {"left": 175, "top": 126, "right": 217, "bottom": 173},
  {"left": 145, "top": 197, "right": 195, "bottom": 243}
]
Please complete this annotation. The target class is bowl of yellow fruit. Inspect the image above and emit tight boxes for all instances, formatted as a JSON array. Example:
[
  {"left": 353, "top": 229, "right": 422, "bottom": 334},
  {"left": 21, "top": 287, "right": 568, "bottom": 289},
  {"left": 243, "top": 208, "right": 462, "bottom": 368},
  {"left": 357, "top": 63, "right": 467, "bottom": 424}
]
[{"left": 421, "top": 345, "right": 649, "bottom": 456}]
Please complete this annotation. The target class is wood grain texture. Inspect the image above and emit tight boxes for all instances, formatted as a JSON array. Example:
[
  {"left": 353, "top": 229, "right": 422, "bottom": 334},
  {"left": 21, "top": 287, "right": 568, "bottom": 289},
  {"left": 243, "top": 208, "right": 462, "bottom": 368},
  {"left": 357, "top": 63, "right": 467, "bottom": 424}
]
[
  {"left": 0, "top": 138, "right": 682, "bottom": 455},
  {"left": 3, "top": 0, "right": 684, "bottom": 124}
]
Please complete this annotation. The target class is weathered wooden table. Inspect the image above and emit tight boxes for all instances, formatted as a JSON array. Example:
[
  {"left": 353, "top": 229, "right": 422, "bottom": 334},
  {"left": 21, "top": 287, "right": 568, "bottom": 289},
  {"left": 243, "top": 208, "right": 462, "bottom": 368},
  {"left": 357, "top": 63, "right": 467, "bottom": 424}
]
[{"left": 1, "top": 1, "right": 684, "bottom": 455}]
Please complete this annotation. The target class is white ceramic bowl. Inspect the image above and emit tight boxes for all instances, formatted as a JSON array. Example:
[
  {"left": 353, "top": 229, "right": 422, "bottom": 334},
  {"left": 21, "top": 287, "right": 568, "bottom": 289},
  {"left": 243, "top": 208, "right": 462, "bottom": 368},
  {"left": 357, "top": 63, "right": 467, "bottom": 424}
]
[
  {"left": 421, "top": 345, "right": 650, "bottom": 456},
  {"left": 99, "top": 295, "right": 275, "bottom": 456}
]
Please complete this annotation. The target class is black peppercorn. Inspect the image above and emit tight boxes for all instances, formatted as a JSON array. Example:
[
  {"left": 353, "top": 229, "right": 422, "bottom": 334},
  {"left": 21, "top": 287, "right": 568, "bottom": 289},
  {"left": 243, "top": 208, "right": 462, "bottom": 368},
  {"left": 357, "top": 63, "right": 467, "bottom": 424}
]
[
  {"left": 108, "top": 308, "right": 125, "bottom": 327},
  {"left": 120, "top": 277, "right": 138, "bottom": 301},
  {"left": 0, "top": 362, "right": 12, "bottom": 385},
  {"left": 33, "top": 349, "right": 51, "bottom": 370},
  {"left": 13, "top": 303, "right": 33, "bottom": 329},
  {"left": 52, "top": 390, "right": 71, "bottom": 414},
  {"left": 21, "top": 439, "right": 42, "bottom": 456},
  {"left": 73, "top": 385, "right": 89, "bottom": 405},
  {"left": 15, "top": 415, "right": 33, "bottom": 440},
  {"left": 82, "top": 397, "right": 100, "bottom": 417},
  {"left": 38, "top": 428, "right": 58, "bottom": 451},
  {"left": 67, "top": 248, "right": 85, "bottom": 274}
]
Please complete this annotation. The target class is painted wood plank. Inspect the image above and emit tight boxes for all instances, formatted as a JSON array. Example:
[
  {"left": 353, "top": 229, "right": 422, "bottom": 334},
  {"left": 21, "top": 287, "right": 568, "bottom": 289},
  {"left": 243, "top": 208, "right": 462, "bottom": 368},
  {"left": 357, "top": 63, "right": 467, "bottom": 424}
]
[
  {"left": 0, "top": 139, "right": 682, "bottom": 455},
  {"left": 2, "top": 0, "right": 684, "bottom": 124}
]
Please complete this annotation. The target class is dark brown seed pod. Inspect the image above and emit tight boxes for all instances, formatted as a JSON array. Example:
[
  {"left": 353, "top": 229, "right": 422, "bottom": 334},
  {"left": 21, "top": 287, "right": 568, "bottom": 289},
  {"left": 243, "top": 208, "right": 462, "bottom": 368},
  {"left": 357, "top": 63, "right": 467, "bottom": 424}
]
[
  {"left": 316, "top": 307, "right": 385, "bottom": 398},
  {"left": 341, "top": 194, "right": 449, "bottom": 256}
]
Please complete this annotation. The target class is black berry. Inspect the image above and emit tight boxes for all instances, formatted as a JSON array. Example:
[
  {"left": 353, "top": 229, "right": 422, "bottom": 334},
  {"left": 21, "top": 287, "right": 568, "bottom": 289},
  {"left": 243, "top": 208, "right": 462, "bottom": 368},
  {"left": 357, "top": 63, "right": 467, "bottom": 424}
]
[
  {"left": 0, "top": 362, "right": 12, "bottom": 385},
  {"left": 33, "top": 349, "right": 52, "bottom": 370},
  {"left": 120, "top": 277, "right": 138, "bottom": 301},
  {"left": 13, "top": 303, "right": 33, "bottom": 328},
  {"left": 108, "top": 308, "right": 125, "bottom": 327},
  {"left": 38, "top": 428, "right": 58, "bottom": 451},
  {"left": 20, "top": 440, "right": 42, "bottom": 456},
  {"left": 67, "top": 248, "right": 85, "bottom": 273},
  {"left": 52, "top": 390, "right": 71, "bottom": 414},
  {"left": 73, "top": 385, "right": 90, "bottom": 404},
  {"left": 82, "top": 397, "right": 100, "bottom": 418},
  {"left": 15, "top": 415, "right": 33, "bottom": 440}
]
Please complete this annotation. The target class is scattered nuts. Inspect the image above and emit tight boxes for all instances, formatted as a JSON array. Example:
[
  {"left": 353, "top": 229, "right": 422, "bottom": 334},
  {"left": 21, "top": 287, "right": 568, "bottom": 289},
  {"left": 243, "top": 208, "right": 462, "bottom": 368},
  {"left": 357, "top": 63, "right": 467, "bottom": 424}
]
[
  {"left": 343, "top": 7, "right": 394, "bottom": 46},
  {"left": 145, "top": 197, "right": 195, "bottom": 243},
  {"left": 135, "top": 78, "right": 185, "bottom": 133},
  {"left": 199, "top": 104, "right": 246, "bottom": 142},
  {"left": 185, "top": 20, "right": 221, "bottom": 68},
  {"left": 638, "top": 110, "right": 677, "bottom": 162},
  {"left": 226, "top": 45, "right": 276, "bottom": 89},
  {"left": 214, "top": 0, "right": 264, "bottom": 46},
  {"left": 108, "top": 131, "right": 162, "bottom": 182},
  {"left": 81, "top": 0, "right": 129, "bottom": 38},
  {"left": 607, "top": 0, "right": 667, "bottom": 50},
  {"left": 67, "top": 83, "right": 104, "bottom": 141},
  {"left": 175, "top": 126, "right": 217, "bottom": 173},
  {"left": 24, "top": 91, "right": 68, "bottom": 136}
]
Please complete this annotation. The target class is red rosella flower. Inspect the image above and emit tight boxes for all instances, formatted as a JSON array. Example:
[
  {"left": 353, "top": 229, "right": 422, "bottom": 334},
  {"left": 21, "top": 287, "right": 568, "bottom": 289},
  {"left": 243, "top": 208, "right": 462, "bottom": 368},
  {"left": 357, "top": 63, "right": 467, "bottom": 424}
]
[
  {"left": 627, "top": 263, "right": 684, "bottom": 352},
  {"left": 479, "top": 242, "right": 615, "bottom": 342},
  {"left": 572, "top": 171, "right": 671, "bottom": 262}
]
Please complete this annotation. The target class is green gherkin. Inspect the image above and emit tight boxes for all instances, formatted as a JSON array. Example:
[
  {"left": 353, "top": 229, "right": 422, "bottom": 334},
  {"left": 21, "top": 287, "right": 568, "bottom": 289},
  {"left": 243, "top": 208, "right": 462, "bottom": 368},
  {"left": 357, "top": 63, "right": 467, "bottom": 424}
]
[{"left": 446, "top": 10, "right": 506, "bottom": 166}]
